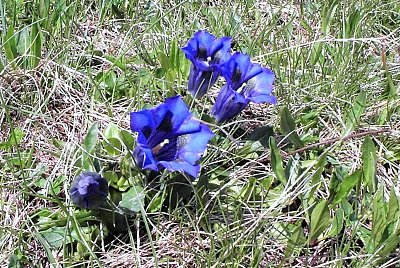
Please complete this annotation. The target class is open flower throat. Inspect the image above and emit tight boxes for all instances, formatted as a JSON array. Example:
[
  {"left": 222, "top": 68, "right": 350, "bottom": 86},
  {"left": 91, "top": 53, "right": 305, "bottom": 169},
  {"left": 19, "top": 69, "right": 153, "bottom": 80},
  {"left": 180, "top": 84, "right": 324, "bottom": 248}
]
[{"left": 130, "top": 96, "right": 214, "bottom": 178}]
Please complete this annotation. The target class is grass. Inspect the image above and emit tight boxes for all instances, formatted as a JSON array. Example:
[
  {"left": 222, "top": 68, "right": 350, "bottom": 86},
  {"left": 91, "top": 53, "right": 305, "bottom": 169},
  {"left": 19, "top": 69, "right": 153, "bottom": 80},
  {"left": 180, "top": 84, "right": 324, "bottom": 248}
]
[{"left": 1, "top": 0, "right": 400, "bottom": 267}]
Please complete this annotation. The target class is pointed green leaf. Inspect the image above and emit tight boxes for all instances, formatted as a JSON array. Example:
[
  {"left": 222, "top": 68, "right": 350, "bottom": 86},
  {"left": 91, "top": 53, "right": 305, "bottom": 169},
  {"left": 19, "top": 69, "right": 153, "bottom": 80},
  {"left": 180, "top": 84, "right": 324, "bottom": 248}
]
[
  {"left": 158, "top": 51, "right": 171, "bottom": 72},
  {"left": 284, "top": 223, "right": 305, "bottom": 258},
  {"left": 237, "top": 140, "right": 263, "bottom": 159},
  {"left": 333, "top": 169, "right": 362, "bottom": 205},
  {"left": 361, "top": 136, "right": 377, "bottom": 192},
  {"left": 4, "top": 25, "right": 17, "bottom": 63},
  {"left": 248, "top": 125, "right": 274, "bottom": 147},
  {"left": 16, "top": 27, "right": 30, "bottom": 55},
  {"left": 343, "top": 91, "right": 366, "bottom": 136},
  {"left": 120, "top": 129, "right": 135, "bottom": 150},
  {"left": 387, "top": 187, "right": 400, "bottom": 222},
  {"left": 321, "top": 0, "right": 339, "bottom": 35},
  {"left": 280, "top": 107, "right": 304, "bottom": 148},
  {"left": 371, "top": 187, "right": 387, "bottom": 249},
  {"left": 377, "top": 228, "right": 400, "bottom": 256},
  {"left": 269, "top": 137, "right": 287, "bottom": 185},
  {"left": 308, "top": 151, "right": 328, "bottom": 198},
  {"left": 82, "top": 123, "right": 99, "bottom": 170},
  {"left": 329, "top": 208, "right": 344, "bottom": 236},
  {"left": 308, "top": 199, "right": 330, "bottom": 244},
  {"left": 102, "top": 123, "right": 122, "bottom": 156},
  {"left": 84, "top": 122, "right": 99, "bottom": 153},
  {"left": 30, "top": 22, "right": 42, "bottom": 68}
]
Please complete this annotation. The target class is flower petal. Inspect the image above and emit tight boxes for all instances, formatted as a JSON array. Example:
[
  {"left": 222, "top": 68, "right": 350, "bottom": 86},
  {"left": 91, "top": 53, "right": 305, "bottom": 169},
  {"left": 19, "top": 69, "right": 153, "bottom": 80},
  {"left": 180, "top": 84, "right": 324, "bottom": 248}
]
[
  {"left": 163, "top": 96, "right": 192, "bottom": 130},
  {"left": 159, "top": 160, "right": 200, "bottom": 178},
  {"left": 182, "top": 30, "right": 216, "bottom": 62},
  {"left": 183, "top": 31, "right": 232, "bottom": 98},
  {"left": 130, "top": 109, "right": 155, "bottom": 134},
  {"left": 209, "top": 36, "right": 232, "bottom": 65},
  {"left": 133, "top": 146, "right": 159, "bottom": 171},
  {"left": 243, "top": 68, "right": 276, "bottom": 104},
  {"left": 175, "top": 117, "right": 201, "bottom": 135},
  {"left": 222, "top": 53, "right": 262, "bottom": 90},
  {"left": 187, "top": 66, "right": 219, "bottom": 98},
  {"left": 212, "top": 84, "right": 249, "bottom": 123},
  {"left": 177, "top": 125, "right": 214, "bottom": 165}
]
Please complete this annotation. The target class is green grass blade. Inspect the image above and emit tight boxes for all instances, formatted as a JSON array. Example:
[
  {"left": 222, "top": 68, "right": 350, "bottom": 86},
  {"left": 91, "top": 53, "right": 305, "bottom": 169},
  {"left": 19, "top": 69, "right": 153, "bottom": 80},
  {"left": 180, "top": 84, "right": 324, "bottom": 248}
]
[
  {"left": 342, "top": 91, "right": 366, "bottom": 136},
  {"left": 30, "top": 21, "right": 42, "bottom": 68}
]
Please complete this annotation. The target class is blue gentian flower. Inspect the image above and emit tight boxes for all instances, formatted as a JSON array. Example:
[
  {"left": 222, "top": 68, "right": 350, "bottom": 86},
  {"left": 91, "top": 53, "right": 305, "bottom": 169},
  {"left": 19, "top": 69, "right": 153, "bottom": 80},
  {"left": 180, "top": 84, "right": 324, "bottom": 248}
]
[
  {"left": 69, "top": 172, "right": 109, "bottom": 209},
  {"left": 182, "top": 30, "right": 231, "bottom": 98},
  {"left": 130, "top": 95, "right": 214, "bottom": 178},
  {"left": 212, "top": 52, "right": 276, "bottom": 123}
]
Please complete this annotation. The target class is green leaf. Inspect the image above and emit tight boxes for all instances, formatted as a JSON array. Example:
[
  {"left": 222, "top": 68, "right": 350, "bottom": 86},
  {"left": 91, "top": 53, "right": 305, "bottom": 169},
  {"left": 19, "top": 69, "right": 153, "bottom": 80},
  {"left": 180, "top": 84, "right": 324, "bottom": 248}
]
[
  {"left": 103, "top": 171, "right": 119, "bottom": 184},
  {"left": 269, "top": 137, "right": 287, "bottom": 185},
  {"left": 321, "top": 0, "right": 339, "bottom": 35},
  {"left": 103, "top": 137, "right": 122, "bottom": 156},
  {"left": 248, "top": 125, "right": 274, "bottom": 147},
  {"left": 329, "top": 208, "right": 344, "bottom": 236},
  {"left": 119, "top": 129, "right": 134, "bottom": 148},
  {"left": 0, "top": 127, "right": 24, "bottom": 150},
  {"left": 104, "top": 54, "right": 127, "bottom": 71},
  {"left": 311, "top": 41, "right": 323, "bottom": 65},
  {"left": 284, "top": 223, "right": 305, "bottom": 258},
  {"left": 158, "top": 51, "right": 171, "bottom": 72},
  {"left": 377, "top": 227, "right": 400, "bottom": 256},
  {"left": 170, "top": 38, "right": 179, "bottom": 70},
  {"left": 342, "top": 91, "right": 366, "bottom": 136},
  {"left": 371, "top": 187, "right": 387, "bottom": 250},
  {"left": 83, "top": 122, "right": 99, "bottom": 153},
  {"left": 4, "top": 25, "right": 17, "bottom": 63},
  {"left": 387, "top": 187, "right": 400, "bottom": 222},
  {"left": 103, "top": 123, "right": 122, "bottom": 156},
  {"left": 361, "top": 136, "right": 377, "bottom": 192},
  {"left": 119, "top": 185, "right": 145, "bottom": 214},
  {"left": 39, "top": 227, "right": 76, "bottom": 248},
  {"left": 381, "top": 46, "right": 397, "bottom": 98},
  {"left": 30, "top": 22, "right": 42, "bottom": 68},
  {"left": 7, "top": 254, "right": 24, "bottom": 268},
  {"left": 280, "top": 107, "right": 304, "bottom": 148},
  {"left": 308, "top": 199, "right": 330, "bottom": 244},
  {"left": 82, "top": 122, "right": 99, "bottom": 170},
  {"left": 332, "top": 169, "right": 362, "bottom": 205},
  {"left": 237, "top": 140, "right": 263, "bottom": 159},
  {"left": 33, "top": 232, "right": 58, "bottom": 266},
  {"left": 16, "top": 27, "right": 30, "bottom": 67},
  {"left": 307, "top": 151, "right": 328, "bottom": 199}
]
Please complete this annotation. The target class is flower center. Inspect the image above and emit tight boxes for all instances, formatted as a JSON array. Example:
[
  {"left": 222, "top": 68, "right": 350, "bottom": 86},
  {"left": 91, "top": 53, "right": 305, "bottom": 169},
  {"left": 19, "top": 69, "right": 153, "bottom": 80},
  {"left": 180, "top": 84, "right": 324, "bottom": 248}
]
[
  {"left": 152, "top": 139, "right": 170, "bottom": 155},
  {"left": 236, "top": 77, "right": 256, "bottom": 95},
  {"left": 197, "top": 48, "right": 207, "bottom": 60},
  {"left": 236, "top": 82, "right": 247, "bottom": 94},
  {"left": 232, "top": 67, "right": 242, "bottom": 83}
]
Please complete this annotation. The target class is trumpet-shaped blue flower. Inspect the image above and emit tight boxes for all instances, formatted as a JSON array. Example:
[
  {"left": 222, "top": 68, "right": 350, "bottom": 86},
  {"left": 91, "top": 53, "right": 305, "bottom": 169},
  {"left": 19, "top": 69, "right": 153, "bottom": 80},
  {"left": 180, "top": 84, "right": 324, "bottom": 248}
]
[
  {"left": 130, "top": 96, "right": 214, "bottom": 178},
  {"left": 69, "top": 172, "right": 109, "bottom": 209},
  {"left": 212, "top": 53, "right": 276, "bottom": 123},
  {"left": 182, "top": 30, "right": 231, "bottom": 98}
]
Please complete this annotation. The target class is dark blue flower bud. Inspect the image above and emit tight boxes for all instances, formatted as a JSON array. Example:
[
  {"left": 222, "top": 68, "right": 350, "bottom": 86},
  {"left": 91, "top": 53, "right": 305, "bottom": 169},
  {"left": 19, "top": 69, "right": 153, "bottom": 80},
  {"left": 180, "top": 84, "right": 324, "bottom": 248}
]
[{"left": 69, "top": 172, "right": 109, "bottom": 209}]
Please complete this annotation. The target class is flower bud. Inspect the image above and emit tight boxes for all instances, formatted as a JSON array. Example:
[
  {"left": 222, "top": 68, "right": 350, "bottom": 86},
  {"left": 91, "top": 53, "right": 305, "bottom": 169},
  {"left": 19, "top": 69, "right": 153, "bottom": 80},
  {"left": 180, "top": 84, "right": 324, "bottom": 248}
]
[{"left": 69, "top": 172, "right": 109, "bottom": 209}]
